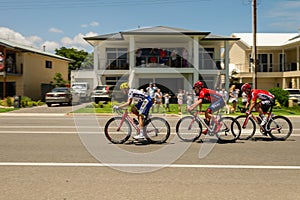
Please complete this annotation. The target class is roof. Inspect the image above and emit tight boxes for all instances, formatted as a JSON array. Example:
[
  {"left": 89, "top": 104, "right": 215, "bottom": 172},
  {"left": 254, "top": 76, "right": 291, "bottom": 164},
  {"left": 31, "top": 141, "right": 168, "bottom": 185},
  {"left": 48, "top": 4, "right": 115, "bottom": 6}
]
[
  {"left": 0, "top": 38, "right": 73, "bottom": 62},
  {"left": 232, "top": 33, "right": 299, "bottom": 47},
  {"left": 84, "top": 26, "right": 238, "bottom": 42}
]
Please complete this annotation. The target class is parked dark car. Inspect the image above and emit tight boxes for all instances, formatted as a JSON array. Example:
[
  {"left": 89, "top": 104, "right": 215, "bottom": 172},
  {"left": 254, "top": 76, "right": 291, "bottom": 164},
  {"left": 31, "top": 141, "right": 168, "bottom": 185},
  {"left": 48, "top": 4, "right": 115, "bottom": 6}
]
[{"left": 45, "top": 87, "right": 73, "bottom": 107}]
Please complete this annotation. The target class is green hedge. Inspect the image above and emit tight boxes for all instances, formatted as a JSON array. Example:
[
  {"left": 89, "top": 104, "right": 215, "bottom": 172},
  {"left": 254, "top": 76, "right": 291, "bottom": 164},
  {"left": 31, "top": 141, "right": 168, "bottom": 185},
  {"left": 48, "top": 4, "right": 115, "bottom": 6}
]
[{"left": 269, "top": 88, "right": 289, "bottom": 107}]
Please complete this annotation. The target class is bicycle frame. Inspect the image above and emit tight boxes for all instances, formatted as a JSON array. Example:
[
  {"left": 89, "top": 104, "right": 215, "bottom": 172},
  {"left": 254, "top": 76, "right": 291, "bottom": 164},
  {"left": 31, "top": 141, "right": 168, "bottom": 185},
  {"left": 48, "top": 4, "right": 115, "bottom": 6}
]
[
  {"left": 115, "top": 109, "right": 160, "bottom": 136},
  {"left": 116, "top": 109, "right": 140, "bottom": 133},
  {"left": 189, "top": 111, "right": 221, "bottom": 134},
  {"left": 242, "top": 107, "right": 281, "bottom": 132}
]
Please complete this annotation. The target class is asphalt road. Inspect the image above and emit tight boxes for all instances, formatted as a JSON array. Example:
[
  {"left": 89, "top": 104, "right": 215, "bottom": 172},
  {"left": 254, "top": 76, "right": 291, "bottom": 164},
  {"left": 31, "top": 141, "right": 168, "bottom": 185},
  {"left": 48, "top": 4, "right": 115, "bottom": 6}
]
[{"left": 0, "top": 106, "right": 300, "bottom": 199}]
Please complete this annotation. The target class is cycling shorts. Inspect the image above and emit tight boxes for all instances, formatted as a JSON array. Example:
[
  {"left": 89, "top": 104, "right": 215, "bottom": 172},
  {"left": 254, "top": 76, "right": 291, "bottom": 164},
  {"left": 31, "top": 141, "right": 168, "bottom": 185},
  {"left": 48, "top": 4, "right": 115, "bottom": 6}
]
[
  {"left": 261, "top": 99, "right": 275, "bottom": 112},
  {"left": 208, "top": 98, "right": 226, "bottom": 113}
]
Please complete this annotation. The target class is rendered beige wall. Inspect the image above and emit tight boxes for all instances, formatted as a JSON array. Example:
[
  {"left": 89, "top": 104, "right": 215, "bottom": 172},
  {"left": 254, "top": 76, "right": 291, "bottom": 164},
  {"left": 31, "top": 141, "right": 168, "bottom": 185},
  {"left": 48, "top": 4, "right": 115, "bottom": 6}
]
[{"left": 22, "top": 53, "right": 68, "bottom": 100}]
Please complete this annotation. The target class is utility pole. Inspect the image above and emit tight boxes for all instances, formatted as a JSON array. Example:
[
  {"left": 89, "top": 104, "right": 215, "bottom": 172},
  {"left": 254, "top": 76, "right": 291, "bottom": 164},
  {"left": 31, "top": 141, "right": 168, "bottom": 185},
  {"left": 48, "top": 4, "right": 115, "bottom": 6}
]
[{"left": 252, "top": 0, "right": 257, "bottom": 89}]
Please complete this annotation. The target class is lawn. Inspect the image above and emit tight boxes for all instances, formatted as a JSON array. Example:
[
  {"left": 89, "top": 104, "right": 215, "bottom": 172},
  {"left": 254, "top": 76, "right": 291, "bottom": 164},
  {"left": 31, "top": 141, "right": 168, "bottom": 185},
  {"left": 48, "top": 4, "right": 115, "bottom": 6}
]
[{"left": 72, "top": 102, "right": 300, "bottom": 116}]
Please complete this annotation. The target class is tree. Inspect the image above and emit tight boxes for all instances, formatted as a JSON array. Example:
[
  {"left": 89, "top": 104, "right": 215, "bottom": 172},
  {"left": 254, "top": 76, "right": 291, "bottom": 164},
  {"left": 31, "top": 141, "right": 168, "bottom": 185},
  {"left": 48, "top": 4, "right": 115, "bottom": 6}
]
[
  {"left": 55, "top": 47, "right": 90, "bottom": 79},
  {"left": 52, "top": 72, "right": 67, "bottom": 87}
]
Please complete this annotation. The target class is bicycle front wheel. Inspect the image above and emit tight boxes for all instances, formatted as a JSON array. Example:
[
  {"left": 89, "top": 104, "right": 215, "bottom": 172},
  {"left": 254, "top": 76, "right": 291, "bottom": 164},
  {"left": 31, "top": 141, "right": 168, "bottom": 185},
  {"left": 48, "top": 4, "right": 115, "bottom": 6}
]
[
  {"left": 176, "top": 116, "right": 202, "bottom": 142},
  {"left": 145, "top": 117, "right": 170, "bottom": 144},
  {"left": 104, "top": 117, "right": 132, "bottom": 144},
  {"left": 216, "top": 117, "right": 241, "bottom": 142},
  {"left": 267, "top": 116, "right": 293, "bottom": 140},
  {"left": 235, "top": 115, "right": 256, "bottom": 140}
]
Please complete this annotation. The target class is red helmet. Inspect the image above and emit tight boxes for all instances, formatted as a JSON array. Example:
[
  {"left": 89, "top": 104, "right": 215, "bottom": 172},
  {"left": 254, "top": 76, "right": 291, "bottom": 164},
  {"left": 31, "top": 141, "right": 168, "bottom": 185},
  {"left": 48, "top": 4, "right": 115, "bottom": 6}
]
[
  {"left": 193, "top": 81, "right": 203, "bottom": 89},
  {"left": 241, "top": 83, "right": 251, "bottom": 92}
]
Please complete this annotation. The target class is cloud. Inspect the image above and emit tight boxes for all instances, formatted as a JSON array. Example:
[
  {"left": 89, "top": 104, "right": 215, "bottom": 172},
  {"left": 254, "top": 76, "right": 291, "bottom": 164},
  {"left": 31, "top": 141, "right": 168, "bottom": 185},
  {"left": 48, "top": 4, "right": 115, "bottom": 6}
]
[
  {"left": 90, "top": 21, "right": 99, "bottom": 27},
  {"left": 49, "top": 27, "right": 63, "bottom": 33},
  {"left": 0, "top": 27, "right": 42, "bottom": 47},
  {"left": 60, "top": 32, "right": 98, "bottom": 51},
  {"left": 81, "top": 21, "right": 100, "bottom": 28},
  {"left": 42, "top": 41, "right": 60, "bottom": 52},
  {"left": 0, "top": 26, "right": 97, "bottom": 53}
]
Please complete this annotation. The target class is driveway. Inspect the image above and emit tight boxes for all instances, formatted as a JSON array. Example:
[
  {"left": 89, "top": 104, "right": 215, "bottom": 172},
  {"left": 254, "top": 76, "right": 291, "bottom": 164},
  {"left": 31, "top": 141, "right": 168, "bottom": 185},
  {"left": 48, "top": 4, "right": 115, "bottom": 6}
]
[{"left": 7, "top": 102, "right": 91, "bottom": 114}]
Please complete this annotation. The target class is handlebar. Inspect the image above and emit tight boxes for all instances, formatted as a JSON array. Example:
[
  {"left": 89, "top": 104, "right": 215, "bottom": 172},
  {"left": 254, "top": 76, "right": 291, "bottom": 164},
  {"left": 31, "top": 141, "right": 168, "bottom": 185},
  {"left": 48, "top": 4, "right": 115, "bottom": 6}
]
[{"left": 113, "top": 107, "right": 127, "bottom": 115}]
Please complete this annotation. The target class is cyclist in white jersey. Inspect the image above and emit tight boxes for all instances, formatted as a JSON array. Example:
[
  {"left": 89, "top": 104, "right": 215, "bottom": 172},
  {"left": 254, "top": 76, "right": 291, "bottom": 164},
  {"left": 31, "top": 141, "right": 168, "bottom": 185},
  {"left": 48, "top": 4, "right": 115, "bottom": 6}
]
[{"left": 113, "top": 82, "right": 153, "bottom": 139}]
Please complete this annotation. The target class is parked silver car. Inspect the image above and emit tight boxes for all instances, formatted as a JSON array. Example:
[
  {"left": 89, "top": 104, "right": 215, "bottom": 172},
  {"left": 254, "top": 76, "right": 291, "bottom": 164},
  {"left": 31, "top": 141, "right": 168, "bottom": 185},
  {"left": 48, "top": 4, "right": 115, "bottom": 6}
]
[
  {"left": 284, "top": 88, "right": 300, "bottom": 105},
  {"left": 45, "top": 87, "right": 73, "bottom": 107},
  {"left": 91, "top": 85, "right": 126, "bottom": 103}
]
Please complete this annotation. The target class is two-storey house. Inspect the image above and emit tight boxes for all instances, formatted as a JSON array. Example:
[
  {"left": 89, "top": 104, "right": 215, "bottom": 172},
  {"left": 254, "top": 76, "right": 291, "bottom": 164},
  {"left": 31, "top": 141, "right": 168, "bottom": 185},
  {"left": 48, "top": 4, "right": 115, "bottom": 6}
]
[
  {"left": 81, "top": 26, "right": 238, "bottom": 95},
  {"left": 230, "top": 32, "right": 300, "bottom": 89},
  {"left": 0, "top": 38, "right": 71, "bottom": 100}
]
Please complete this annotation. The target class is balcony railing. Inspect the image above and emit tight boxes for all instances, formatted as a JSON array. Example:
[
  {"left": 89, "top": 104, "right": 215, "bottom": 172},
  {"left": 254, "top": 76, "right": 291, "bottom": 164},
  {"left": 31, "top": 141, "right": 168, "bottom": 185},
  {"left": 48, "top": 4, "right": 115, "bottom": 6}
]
[
  {"left": 234, "top": 62, "right": 299, "bottom": 73},
  {"left": 2, "top": 63, "right": 22, "bottom": 75},
  {"left": 103, "top": 58, "right": 224, "bottom": 70},
  {"left": 135, "top": 55, "right": 192, "bottom": 68}
]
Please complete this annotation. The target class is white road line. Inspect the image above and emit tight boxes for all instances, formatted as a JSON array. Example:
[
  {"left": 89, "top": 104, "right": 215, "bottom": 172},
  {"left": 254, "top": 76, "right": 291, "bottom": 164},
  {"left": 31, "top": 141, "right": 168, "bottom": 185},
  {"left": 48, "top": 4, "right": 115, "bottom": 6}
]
[
  {"left": 0, "top": 162, "right": 300, "bottom": 170},
  {"left": 0, "top": 131, "right": 97, "bottom": 134}
]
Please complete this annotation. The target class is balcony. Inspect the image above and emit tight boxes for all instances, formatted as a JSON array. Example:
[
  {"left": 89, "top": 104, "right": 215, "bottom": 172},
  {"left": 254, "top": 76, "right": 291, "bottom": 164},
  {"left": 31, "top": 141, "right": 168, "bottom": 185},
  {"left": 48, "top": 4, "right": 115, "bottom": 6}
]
[{"left": 1, "top": 63, "right": 22, "bottom": 76}]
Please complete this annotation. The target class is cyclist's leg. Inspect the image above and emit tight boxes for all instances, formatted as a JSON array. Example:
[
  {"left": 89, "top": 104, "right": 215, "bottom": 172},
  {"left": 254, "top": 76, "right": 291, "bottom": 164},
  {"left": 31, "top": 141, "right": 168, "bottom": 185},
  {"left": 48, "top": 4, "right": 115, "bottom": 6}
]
[{"left": 209, "top": 99, "right": 226, "bottom": 122}]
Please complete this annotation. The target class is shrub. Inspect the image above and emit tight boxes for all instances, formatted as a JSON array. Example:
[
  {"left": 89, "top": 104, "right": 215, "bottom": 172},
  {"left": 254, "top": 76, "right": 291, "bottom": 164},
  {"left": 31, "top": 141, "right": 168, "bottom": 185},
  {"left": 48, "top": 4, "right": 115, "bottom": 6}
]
[
  {"left": 6, "top": 97, "right": 13, "bottom": 107},
  {"left": 269, "top": 88, "right": 289, "bottom": 107}
]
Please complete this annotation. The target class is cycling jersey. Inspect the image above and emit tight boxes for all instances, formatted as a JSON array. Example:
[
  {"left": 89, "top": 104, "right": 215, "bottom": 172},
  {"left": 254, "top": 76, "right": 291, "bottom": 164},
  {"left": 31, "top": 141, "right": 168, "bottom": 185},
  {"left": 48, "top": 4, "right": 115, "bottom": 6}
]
[
  {"left": 248, "top": 89, "right": 275, "bottom": 103},
  {"left": 198, "top": 88, "right": 223, "bottom": 102},
  {"left": 128, "top": 89, "right": 152, "bottom": 116},
  {"left": 198, "top": 88, "right": 225, "bottom": 112},
  {"left": 128, "top": 89, "right": 147, "bottom": 101}
]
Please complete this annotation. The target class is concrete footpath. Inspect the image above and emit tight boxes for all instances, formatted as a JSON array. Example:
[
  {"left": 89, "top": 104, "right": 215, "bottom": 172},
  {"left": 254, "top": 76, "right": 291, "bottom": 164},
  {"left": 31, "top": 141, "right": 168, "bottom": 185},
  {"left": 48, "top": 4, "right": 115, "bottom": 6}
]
[{"left": 2, "top": 103, "right": 300, "bottom": 120}]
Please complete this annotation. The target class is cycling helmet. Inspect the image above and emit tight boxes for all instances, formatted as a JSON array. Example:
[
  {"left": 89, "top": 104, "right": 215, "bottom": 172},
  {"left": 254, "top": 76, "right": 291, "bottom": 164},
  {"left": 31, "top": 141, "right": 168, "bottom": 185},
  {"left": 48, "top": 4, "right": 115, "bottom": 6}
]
[
  {"left": 120, "top": 82, "right": 129, "bottom": 90},
  {"left": 241, "top": 83, "right": 251, "bottom": 92},
  {"left": 193, "top": 81, "right": 203, "bottom": 89}
]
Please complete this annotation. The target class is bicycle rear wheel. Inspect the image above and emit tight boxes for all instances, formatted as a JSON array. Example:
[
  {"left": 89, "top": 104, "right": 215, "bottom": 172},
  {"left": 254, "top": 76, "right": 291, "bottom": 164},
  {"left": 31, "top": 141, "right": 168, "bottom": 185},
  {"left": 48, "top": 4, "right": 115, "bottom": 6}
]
[
  {"left": 267, "top": 116, "right": 292, "bottom": 140},
  {"left": 104, "top": 117, "right": 132, "bottom": 144},
  {"left": 235, "top": 115, "right": 256, "bottom": 140},
  {"left": 145, "top": 117, "right": 170, "bottom": 144},
  {"left": 216, "top": 117, "right": 241, "bottom": 142},
  {"left": 176, "top": 116, "right": 202, "bottom": 142}
]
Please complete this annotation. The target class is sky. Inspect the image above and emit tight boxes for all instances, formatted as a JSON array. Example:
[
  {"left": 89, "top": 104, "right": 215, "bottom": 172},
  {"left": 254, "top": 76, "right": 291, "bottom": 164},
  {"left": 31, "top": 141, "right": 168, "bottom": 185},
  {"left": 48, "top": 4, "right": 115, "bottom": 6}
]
[{"left": 0, "top": 0, "right": 299, "bottom": 53}]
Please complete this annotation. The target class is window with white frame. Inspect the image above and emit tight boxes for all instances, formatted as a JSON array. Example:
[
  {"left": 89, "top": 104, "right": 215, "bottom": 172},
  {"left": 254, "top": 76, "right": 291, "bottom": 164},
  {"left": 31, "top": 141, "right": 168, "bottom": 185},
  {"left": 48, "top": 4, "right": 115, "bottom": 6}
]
[
  {"left": 257, "top": 54, "right": 273, "bottom": 72},
  {"left": 199, "top": 48, "right": 214, "bottom": 70},
  {"left": 106, "top": 48, "right": 128, "bottom": 69}
]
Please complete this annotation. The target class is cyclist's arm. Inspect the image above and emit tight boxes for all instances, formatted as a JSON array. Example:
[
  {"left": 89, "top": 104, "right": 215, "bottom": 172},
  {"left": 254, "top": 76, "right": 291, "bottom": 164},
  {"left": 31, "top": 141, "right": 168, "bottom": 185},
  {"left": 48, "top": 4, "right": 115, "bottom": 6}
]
[
  {"left": 119, "top": 97, "right": 133, "bottom": 109},
  {"left": 187, "top": 98, "right": 203, "bottom": 111},
  {"left": 248, "top": 100, "right": 256, "bottom": 113}
]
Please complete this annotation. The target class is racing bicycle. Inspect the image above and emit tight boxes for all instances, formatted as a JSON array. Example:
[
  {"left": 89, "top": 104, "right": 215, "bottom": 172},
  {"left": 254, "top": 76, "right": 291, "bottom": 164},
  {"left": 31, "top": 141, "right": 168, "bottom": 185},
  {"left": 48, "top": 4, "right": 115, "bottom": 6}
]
[
  {"left": 176, "top": 110, "right": 241, "bottom": 142},
  {"left": 235, "top": 106, "right": 293, "bottom": 140},
  {"left": 104, "top": 108, "right": 170, "bottom": 144}
]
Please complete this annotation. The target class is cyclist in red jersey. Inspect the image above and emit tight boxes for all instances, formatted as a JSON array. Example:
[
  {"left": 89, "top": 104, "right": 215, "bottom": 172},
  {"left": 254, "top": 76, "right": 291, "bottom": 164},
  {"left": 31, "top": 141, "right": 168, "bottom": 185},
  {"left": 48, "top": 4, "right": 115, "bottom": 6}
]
[
  {"left": 187, "top": 81, "right": 226, "bottom": 134},
  {"left": 241, "top": 83, "right": 275, "bottom": 126}
]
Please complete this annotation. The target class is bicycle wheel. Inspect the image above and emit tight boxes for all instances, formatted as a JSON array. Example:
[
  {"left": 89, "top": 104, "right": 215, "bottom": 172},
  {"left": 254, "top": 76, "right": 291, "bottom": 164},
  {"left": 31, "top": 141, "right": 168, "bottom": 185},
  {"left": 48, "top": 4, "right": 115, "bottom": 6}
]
[
  {"left": 145, "top": 117, "right": 170, "bottom": 144},
  {"left": 176, "top": 116, "right": 202, "bottom": 142},
  {"left": 216, "top": 117, "right": 241, "bottom": 142},
  {"left": 235, "top": 115, "right": 256, "bottom": 140},
  {"left": 104, "top": 117, "right": 132, "bottom": 144},
  {"left": 267, "top": 116, "right": 293, "bottom": 140}
]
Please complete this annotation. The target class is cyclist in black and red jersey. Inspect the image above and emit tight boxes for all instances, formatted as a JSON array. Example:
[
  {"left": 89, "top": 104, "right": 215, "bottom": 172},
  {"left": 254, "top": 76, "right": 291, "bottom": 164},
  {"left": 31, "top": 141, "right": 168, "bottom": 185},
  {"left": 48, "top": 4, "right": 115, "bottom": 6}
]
[
  {"left": 241, "top": 83, "right": 275, "bottom": 127},
  {"left": 187, "top": 81, "right": 226, "bottom": 134}
]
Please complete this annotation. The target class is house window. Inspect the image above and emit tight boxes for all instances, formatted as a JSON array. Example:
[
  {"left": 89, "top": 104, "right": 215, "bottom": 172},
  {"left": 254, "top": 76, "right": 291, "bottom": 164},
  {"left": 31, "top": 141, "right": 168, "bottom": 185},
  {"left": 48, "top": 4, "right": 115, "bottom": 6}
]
[
  {"left": 45, "top": 60, "right": 52, "bottom": 69},
  {"left": 106, "top": 48, "right": 128, "bottom": 69},
  {"left": 105, "top": 76, "right": 121, "bottom": 86},
  {"left": 248, "top": 54, "right": 274, "bottom": 72},
  {"left": 199, "top": 48, "right": 214, "bottom": 70},
  {"left": 257, "top": 54, "right": 272, "bottom": 72}
]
